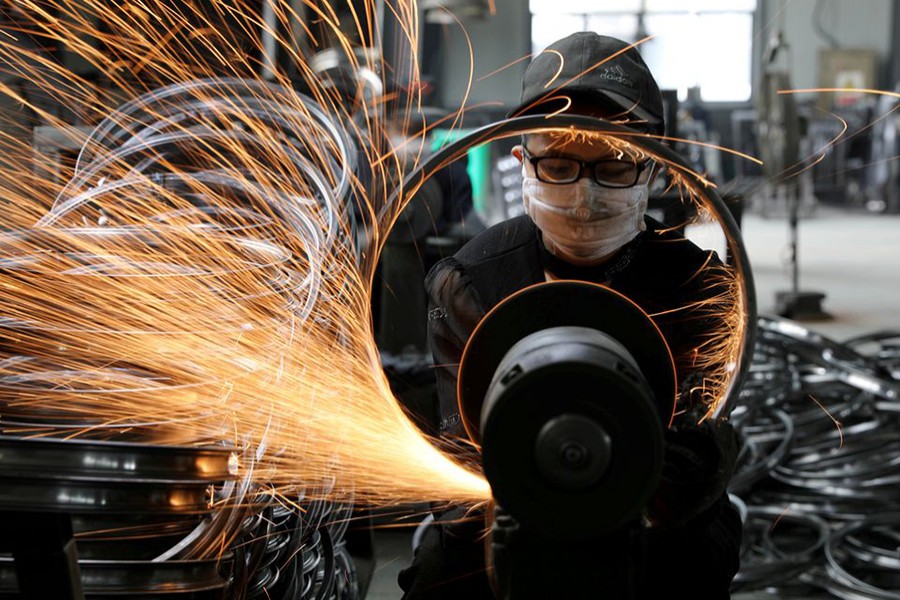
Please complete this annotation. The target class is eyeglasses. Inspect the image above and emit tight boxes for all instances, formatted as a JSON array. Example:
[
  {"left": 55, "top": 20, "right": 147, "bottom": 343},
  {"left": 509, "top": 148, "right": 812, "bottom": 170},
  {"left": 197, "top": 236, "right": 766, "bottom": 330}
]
[{"left": 521, "top": 147, "right": 654, "bottom": 188}]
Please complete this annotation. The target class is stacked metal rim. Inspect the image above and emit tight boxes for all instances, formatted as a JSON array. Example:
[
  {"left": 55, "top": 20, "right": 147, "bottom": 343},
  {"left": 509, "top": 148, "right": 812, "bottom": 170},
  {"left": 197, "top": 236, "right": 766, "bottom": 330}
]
[
  {"left": 0, "top": 435, "right": 237, "bottom": 598},
  {"left": 0, "top": 434, "right": 362, "bottom": 599},
  {"left": 730, "top": 317, "right": 900, "bottom": 598},
  {"left": 231, "top": 496, "right": 360, "bottom": 599}
]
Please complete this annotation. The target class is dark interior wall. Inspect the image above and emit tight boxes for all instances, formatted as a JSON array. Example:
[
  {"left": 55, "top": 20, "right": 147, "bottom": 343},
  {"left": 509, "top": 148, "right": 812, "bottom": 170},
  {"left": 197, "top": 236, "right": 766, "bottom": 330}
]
[
  {"left": 316, "top": 0, "right": 898, "bottom": 181},
  {"left": 425, "top": 0, "right": 531, "bottom": 118},
  {"left": 891, "top": 0, "right": 900, "bottom": 88},
  {"left": 427, "top": 0, "right": 897, "bottom": 118},
  {"left": 756, "top": 0, "right": 894, "bottom": 98}
]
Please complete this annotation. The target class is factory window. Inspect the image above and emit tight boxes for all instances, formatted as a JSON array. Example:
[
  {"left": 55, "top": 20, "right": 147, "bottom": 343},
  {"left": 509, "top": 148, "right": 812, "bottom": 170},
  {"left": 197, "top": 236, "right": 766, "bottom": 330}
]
[{"left": 529, "top": 0, "right": 757, "bottom": 103}]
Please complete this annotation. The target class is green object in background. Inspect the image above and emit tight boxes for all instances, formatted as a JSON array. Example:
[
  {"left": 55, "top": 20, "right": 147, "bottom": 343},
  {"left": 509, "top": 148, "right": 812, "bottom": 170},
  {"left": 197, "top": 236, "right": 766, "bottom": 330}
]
[{"left": 430, "top": 128, "right": 491, "bottom": 212}]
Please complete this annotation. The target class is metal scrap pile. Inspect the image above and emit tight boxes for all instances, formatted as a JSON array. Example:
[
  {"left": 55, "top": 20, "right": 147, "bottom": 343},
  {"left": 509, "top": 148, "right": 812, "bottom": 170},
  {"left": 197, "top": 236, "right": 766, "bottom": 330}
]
[{"left": 731, "top": 317, "right": 900, "bottom": 599}]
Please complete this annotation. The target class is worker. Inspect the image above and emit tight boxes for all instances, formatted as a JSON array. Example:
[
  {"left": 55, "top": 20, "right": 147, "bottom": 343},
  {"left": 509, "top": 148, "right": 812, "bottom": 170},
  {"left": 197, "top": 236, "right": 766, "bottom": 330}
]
[{"left": 399, "top": 32, "right": 742, "bottom": 599}]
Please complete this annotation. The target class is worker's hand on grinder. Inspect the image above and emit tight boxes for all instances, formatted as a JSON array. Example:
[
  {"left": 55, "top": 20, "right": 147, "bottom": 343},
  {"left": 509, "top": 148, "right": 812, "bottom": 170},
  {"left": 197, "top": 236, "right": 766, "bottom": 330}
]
[{"left": 645, "top": 410, "right": 740, "bottom": 529}]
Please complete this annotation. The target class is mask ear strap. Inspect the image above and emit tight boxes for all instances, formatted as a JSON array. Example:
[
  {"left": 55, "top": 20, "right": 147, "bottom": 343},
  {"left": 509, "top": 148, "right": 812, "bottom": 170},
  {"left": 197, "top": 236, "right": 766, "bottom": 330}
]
[{"left": 644, "top": 160, "right": 661, "bottom": 186}]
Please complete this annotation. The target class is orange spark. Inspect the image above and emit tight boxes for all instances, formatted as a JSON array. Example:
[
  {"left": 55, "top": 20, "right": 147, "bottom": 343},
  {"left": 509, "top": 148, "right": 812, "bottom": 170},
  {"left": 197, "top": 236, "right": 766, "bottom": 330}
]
[
  {"left": 770, "top": 505, "right": 792, "bottom": 533},
  {"left": 0, "top": 2, "right": 753, "bottom": 537},
  {"left": 779, "top": 87, "right": 900, "bottom": 100},
  {"left": 808, "top": 394, "right": 844, "bottom": 449},
  {"left": 0, "top": 0, "right": 490, "bottom": 514}
]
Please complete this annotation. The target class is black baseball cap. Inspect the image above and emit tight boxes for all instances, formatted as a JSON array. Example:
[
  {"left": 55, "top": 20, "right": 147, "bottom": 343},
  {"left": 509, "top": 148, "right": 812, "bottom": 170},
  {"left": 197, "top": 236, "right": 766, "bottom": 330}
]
[{"left": 509, "top": 32, "right": 665, "bottom": 135}]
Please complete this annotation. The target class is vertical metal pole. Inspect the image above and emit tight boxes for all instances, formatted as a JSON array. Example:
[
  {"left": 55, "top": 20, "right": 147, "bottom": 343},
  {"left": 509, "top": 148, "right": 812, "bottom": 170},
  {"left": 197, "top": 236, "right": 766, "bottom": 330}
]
[
  {"left": 890, "top": 1, "right": 900, "bottom": 87},
  {"left": 789, "top": 180, "right": 800, "bottom": 294},
  {"left": 1, "top": 511, "right": 85, "bottom": 599},
  {"left": 375, "top": 0, "right": 386, "bottom": 49},
  {"left": 261, "top": 0, "right": 278, "bottom": 80}
]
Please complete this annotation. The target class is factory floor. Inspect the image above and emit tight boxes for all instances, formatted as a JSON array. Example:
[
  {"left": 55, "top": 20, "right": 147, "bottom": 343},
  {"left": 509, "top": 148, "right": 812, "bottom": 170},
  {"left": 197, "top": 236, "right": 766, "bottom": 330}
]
[{"left": 363, "top": 204, "right": 900, "bottom": 599}]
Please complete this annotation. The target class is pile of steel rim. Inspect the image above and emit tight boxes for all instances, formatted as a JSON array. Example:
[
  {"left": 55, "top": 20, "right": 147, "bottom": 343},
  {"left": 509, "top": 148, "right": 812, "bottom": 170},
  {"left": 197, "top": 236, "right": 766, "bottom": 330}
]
[
  {"left": 0, "top": 436, "right": 237, "bottom": 598},
  {"left": 731, "top": 316, "right": 900, "bottom": 599},
  {"left": 0, "top": 437, "right": 360, "bottom": 599}
]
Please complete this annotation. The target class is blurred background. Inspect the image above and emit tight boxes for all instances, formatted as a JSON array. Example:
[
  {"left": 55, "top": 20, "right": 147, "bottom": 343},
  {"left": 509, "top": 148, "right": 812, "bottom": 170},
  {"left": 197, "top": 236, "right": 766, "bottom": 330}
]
[{"left": 1, "top": 1, "right": 898, "bottom": 598}]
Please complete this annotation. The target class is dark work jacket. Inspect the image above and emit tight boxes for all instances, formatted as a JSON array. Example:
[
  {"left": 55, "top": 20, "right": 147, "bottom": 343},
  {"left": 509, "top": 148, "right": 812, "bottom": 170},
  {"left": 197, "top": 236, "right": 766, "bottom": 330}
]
[
  {"left": 424, "top": 214, "right": 731, "bottom": 441},
  {"left": 400, "top": 215, "right": 742, "bottom": 599}
]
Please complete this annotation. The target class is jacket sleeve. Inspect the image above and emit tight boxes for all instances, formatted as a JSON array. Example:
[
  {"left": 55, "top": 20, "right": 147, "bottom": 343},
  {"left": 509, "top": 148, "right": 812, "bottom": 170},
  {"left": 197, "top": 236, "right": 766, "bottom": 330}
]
[
  {"left": 621, "top": 234, "right": 735, "bottom": 413},
  {"left": 647, "top": 414, "right": 740, "bottom": 527},
  {"left": 424, "top": 257, "right": 486, "bottom": 442},
  {"left": 642, "top": 491, "right": 742, "bottom": 597}
]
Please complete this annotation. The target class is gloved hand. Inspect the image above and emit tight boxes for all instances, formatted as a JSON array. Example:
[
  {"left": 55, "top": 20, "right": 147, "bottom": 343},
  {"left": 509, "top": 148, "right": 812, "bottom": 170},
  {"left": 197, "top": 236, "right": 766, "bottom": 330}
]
[
  {"left": 490, "top": 504, "right": 641, "bottom": 599},
  {"left": 398, "top": 506, "right": 494, "bottom": 600},
  {"left": 645, "top": 415, "right": 740, "bottom": 529}
]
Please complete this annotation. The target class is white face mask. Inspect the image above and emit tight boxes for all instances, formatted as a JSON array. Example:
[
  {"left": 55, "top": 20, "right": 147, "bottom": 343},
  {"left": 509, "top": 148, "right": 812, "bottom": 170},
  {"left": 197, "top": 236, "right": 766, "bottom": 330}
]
[{"left": 522, "top": 173, "right": 649, "bottom": 265}]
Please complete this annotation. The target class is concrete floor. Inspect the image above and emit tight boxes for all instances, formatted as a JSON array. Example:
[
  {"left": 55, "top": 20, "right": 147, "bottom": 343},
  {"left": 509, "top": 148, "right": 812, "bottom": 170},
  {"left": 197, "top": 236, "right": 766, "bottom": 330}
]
[
  {"left": 365, "top": 528, "right": 415, "bottom": 600},
  {"left": 364, "top": 205, "right": 900, "bottom": 599},
  {"left": 740, "top": 205, "right": 900, "bottom": 340}
]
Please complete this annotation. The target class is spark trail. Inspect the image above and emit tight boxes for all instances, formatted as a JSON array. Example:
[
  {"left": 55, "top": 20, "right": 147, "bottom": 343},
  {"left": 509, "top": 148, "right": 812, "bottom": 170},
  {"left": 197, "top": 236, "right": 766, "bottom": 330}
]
[
  {"left": 0, "top": 0, "right": 489, "bottom": 506},
  {"left": 0, "top": 1, "right": 753, "bottom": 509}
]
